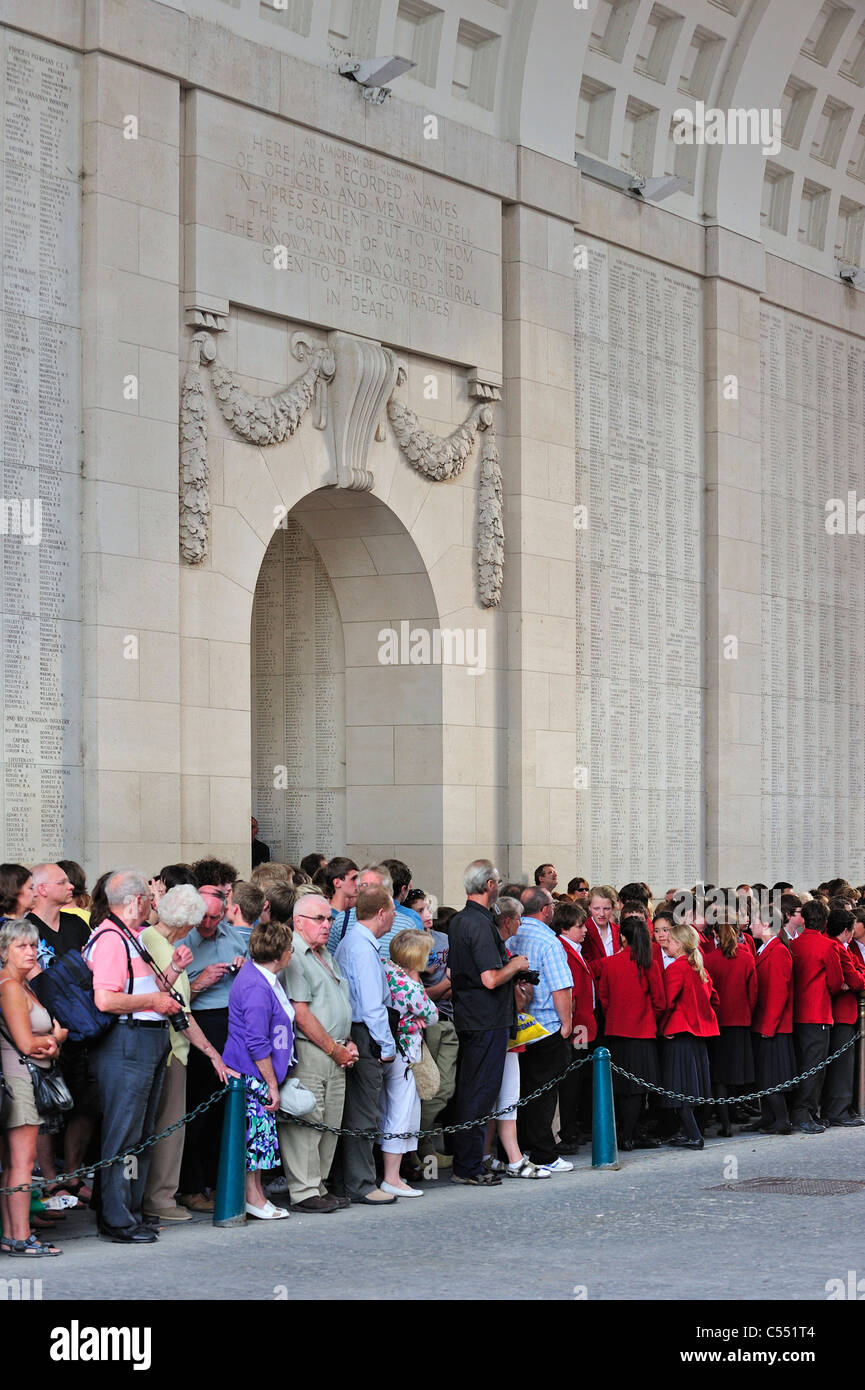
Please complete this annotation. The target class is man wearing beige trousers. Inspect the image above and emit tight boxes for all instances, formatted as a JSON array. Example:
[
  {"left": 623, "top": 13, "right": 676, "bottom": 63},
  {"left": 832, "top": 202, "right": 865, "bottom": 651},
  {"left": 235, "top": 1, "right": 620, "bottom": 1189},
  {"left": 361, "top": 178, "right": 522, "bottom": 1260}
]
[
  {"left": 141, "top": 885, "right": 232, "bottom": 1223},
  {"left": 277, "top": 895, "right": 357, "bottom": 1213}
]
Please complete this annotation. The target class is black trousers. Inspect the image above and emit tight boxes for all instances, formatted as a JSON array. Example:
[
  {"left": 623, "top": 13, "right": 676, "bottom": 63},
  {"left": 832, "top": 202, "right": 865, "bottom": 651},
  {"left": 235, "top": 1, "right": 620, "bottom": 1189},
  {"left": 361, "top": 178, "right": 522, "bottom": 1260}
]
[
  {"left": 558, "top": 1041, "right": 591, "bottom": 1140},
  {"left": 822, "top": 1021, "right": 856, "bottom": 1121},
  {"left": 792, "top": 1023, "right": 830, "bottom": 1124},
  {"left": 517, "top": 1031, "right": 570, "bottom": 1166},
  {"left": 329, "top": 1023, "right": 384, "bottom": 1201},
  {"left": 452, "top": 1028, "right": 508, "bottom": 1179},
  {"left": 179, "top": 1007, "right": 229, "bottom": 1194}
]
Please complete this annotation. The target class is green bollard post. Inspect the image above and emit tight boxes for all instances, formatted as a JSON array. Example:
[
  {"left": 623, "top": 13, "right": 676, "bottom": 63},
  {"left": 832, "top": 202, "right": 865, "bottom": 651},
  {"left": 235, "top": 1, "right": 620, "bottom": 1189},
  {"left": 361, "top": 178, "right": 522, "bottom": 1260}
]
[
  {"left": 591, "top": 1047, "right": 620, "bottom": 1170},
  {"left": 213, "top": 1078, "right": 247, "bottom": 1226}
]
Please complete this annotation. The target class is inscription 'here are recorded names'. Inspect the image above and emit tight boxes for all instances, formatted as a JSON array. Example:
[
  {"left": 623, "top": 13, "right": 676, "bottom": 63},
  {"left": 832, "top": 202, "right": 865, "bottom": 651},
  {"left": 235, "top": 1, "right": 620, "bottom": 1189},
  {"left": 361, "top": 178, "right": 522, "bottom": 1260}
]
[{"left": 229, "top": 131, "right": 481, "bottom": 325}]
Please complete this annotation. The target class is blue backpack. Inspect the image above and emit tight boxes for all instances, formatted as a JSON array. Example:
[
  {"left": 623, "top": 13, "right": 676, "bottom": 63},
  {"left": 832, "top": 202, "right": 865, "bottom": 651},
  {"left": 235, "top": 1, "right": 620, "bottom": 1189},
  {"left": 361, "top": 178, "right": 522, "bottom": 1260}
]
[{"left": 29, "top": 928, "right": 133, "bottom": 1044}]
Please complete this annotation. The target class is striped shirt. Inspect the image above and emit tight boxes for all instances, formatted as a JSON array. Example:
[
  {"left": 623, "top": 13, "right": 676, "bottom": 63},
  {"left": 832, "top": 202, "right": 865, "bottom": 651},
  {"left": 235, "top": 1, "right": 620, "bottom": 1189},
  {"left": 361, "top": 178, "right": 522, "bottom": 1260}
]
[{"left": 510, "top": 916, "right": 573, "bottom": 1034}]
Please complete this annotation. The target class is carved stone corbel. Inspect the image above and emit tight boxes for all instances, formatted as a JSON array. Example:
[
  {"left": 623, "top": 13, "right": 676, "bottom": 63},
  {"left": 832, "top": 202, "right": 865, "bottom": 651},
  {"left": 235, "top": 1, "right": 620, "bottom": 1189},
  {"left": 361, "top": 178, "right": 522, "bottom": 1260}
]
[{"left": 326, "top": 332, "right": 399, "bottom": 491}]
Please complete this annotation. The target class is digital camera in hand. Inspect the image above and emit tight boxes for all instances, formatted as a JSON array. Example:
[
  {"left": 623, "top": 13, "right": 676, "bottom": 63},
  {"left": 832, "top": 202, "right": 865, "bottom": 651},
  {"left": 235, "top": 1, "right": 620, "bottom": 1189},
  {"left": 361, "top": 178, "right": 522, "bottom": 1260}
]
[{"left": 514, "top": 969, "right": 540, "bottom": 985}]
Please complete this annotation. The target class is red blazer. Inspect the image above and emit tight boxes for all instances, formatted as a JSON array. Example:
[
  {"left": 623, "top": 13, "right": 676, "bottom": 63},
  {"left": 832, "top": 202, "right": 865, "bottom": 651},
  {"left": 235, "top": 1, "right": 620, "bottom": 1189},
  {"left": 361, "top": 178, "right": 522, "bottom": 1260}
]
[
  {"left": 661, "top": 955, "right": 720, "bottom": 1038},
  {"left": 739, "top": 932, "right": 757, "bottom": 959},
  {"left": 582, "top": 916, "right": 621, "bottom": 979},
  {"left": 698, "top": 930, "right": 716, "bottom": 957},
  {"left": 830, "top": 938, "right": 865, "bottom": 1025},
  {"left": 598, "top": 947, "right": 666, "bottom": 1038},
  {"left": 560, "top": 937, "right": 598, "bottom": 1043},
  {"left": 652, "top": 940, "right": 669, "bottom": 973},
  {"left": 791, "top": 928, "right": 846, "bottom": 1025},
  {"left": 752, "top": 936, "right": 793, "bottom": 1036},
  {"left": 704, "top": 948, "right": 757, "bottom": 1027}
]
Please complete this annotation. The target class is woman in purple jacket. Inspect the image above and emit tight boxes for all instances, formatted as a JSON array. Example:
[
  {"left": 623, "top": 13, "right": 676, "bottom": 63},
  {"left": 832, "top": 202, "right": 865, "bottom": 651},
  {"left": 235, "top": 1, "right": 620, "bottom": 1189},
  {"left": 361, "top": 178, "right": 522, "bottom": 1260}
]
[{"left": 223, "top": 920, "right": 296, "bottom": 1220}]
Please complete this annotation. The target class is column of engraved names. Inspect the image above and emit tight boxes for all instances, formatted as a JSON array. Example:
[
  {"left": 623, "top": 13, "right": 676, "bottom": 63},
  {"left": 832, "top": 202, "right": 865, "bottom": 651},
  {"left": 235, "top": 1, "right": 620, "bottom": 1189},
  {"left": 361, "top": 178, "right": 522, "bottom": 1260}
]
[
  {"left": 1, "top": 36, "right": 81, "bottom": 859},
  {"left": 252, "top": 540, "right": 284, "bottom": 858}
]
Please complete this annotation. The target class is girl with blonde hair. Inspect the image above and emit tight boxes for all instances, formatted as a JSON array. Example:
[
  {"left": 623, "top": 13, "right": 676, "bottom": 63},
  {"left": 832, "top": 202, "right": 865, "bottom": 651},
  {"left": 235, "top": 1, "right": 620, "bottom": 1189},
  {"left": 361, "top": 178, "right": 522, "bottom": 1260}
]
[{"left": 659, "top": 921, "right": 720, "bottom": 1150}]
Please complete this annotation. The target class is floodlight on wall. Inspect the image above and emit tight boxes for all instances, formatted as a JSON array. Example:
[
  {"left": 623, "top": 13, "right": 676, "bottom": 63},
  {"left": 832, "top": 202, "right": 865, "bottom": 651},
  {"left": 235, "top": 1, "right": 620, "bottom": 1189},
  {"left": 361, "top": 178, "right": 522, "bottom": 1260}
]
[
  {"left": 838, "top": 263, "right": 865, "bottom": 288},
  {"left": 630, "top": 174, "right": 689, "bottom": 201},
  {"left": 339, "top": 55, "right": 416, "bottom": 103},
  {"left": 575, "top": 153, "right": 690, "bottom": 202}
]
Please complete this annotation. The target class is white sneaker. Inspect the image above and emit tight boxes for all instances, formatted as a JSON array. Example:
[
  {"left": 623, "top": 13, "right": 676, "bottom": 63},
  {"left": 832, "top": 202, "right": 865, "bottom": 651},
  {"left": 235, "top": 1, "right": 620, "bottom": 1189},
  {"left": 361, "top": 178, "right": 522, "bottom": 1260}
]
[{"left": 538, "top": 1157, "right": 574, "bottom": 1174}]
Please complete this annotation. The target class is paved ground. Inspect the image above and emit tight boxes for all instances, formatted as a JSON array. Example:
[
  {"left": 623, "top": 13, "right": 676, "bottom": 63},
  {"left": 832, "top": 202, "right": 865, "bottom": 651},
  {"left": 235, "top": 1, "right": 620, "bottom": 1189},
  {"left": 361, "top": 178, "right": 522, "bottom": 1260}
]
[{"left": 15, "top": 1125, "right": 865, "bottom": 1302}]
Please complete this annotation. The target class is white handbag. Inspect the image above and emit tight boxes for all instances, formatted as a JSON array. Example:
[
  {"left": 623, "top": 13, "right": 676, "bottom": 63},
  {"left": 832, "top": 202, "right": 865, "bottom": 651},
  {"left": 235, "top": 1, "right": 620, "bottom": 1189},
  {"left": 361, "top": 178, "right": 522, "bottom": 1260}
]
[{"left": 277, "top": 1075, "right": 317, "bottom": 1116}]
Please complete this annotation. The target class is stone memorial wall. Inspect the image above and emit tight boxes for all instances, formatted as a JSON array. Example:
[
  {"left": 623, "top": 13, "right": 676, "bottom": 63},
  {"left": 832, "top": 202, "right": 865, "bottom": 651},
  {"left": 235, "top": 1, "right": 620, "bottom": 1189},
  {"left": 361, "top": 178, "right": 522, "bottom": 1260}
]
[
  {"left": 251, "top": 518, "right": 346, "bottom": 862},
  {"left": 0, "top": 32, "right": 82, "bottom": 861},
  {"left": 760, "top": 306, "right": 865, "bottom": 884},
  {"left": 574, "top": 238, "right": 704, "bottom": 887}
]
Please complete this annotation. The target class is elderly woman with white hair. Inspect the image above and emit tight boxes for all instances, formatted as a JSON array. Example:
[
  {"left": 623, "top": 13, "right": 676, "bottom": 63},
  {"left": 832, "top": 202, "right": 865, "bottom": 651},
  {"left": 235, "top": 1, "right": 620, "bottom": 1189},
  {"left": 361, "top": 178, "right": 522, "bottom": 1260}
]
[{"left": 140, "top": 885, "right": 233, "bottom": 1224}]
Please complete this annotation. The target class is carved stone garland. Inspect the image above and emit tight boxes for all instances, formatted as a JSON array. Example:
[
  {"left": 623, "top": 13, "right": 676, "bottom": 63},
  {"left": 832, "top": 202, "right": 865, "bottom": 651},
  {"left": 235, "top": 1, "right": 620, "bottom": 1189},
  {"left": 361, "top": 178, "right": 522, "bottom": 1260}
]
[
  {"left": 179, "top": 330, "right": 335, "bottom": 564},
  {"left": 387, "top": 369, "right": 504, "bottom": 608},
  {"left": 180, "top": 328, "right": 504, "bottom": 606}
]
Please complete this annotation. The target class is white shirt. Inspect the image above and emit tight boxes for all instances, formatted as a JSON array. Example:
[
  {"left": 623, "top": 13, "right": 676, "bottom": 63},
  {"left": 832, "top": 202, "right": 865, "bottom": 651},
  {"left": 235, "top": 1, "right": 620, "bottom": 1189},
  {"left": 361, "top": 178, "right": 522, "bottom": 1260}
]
[
  {"left": 594, "top": 920, "right": 615, "bottom": 956},
  {"left": 254, "top": 962, "right": 296, "bottom": 1024}
]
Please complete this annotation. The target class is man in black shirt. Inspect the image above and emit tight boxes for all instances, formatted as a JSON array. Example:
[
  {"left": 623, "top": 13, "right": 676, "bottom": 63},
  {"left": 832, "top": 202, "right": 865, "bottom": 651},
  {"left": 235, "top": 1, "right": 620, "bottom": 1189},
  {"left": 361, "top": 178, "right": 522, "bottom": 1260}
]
[
  {"left": 448, "top": 859, "right": 528, "bottom": 1185},
  {"left": 28, "top": 863, "right": 98, "bottom": 1201},
  {"left": 251, "top": 818, "right": 271, "bottom": 868}
]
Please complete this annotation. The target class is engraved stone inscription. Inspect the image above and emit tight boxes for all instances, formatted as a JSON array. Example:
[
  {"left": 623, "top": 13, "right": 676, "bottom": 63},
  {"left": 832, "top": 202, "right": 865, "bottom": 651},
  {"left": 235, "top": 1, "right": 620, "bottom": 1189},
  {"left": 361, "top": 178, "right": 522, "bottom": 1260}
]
[
  {"left": 0, "top": 32, "right": 82, "bottom": 860},
  {"left": 188, "top": 92, "right": 501, "bottom": 369},
  {"left": 575, "top": 239, "right": 704, "bottom": 887}
]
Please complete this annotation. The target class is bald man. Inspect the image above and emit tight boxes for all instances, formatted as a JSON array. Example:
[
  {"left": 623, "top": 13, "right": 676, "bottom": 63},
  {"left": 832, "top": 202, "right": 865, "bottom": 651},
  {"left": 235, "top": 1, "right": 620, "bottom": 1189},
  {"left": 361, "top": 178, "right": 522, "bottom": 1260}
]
[
  {"left": 28, "top": 863, "right": 98, "bottom": 1208},
  {"left": 28, "top": 863, "right": 84, "bottom": 968}
]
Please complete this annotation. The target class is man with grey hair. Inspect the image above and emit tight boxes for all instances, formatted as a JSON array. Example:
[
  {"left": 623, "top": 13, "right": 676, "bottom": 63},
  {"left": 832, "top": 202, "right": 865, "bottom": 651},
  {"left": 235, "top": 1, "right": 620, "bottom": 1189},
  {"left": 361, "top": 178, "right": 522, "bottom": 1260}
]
[
  {"left": 85, "top": 870, "right": 183, "bottom": 1243},
  {"left": 448, "top": 860, "right": 529, "bottom": 1185},
  {"left": 277, "top": 893, "right": 356, "bottom": 1212}
]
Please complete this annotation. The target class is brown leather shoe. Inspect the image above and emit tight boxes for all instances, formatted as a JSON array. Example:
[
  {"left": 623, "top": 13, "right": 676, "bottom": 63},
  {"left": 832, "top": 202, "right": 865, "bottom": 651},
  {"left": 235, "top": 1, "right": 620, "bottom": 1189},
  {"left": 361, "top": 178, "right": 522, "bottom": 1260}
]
[
  {"left": 292, "top": 1195, "right": 340, "bottom": 1214},
  {"left": 178, "top": 1192, "right": 215, "bottom": 1213}
]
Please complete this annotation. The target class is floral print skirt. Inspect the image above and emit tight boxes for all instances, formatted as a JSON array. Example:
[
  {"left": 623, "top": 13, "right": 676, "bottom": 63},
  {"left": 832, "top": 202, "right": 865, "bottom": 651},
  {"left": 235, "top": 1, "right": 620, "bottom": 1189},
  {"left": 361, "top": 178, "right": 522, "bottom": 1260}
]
[{"left": 244, "top": 1075, "right": 278, "bottom": 1171}]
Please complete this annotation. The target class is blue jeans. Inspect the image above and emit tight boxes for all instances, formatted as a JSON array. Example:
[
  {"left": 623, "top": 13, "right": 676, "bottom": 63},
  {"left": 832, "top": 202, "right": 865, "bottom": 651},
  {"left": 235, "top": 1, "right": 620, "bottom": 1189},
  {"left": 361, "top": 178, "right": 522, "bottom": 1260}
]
[{"left": 90, "top": 1022, "right": 169, "bottom": 1231}]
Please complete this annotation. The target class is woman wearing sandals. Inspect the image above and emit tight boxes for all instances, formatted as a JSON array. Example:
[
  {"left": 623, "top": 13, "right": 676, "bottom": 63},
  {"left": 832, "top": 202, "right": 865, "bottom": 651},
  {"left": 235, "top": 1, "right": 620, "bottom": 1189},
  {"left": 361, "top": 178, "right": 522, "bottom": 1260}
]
[{"left": 0, "top": 919, "right": 67, "bottom": 1256}]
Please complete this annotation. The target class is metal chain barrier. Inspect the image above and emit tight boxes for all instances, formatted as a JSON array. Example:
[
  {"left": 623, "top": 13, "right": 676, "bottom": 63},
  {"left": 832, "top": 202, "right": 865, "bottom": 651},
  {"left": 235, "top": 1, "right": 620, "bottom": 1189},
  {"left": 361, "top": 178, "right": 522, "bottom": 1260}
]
[
  {"left": 0, "top": 1051, "right": 595, "bottom": 1195},
  {"left": 2, "top": 1029, "right": 859, "bottom": 1196},
  {"left": 282, "top": 1049, "right": 595, "bottom": 1142},
  {"left": 0, "top": 1084, "right": 230, "bottom": 1198},
  {"left": 608, "top": 1029, "right": 861, "bottom": 1107}
]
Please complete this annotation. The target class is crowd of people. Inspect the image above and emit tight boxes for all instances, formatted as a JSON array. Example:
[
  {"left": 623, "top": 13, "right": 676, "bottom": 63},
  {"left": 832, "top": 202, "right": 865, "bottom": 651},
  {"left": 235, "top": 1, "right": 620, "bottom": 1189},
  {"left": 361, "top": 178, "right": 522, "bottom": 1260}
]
[{"left": 1, "top": 843, "right": 863, "bottom": 1255}]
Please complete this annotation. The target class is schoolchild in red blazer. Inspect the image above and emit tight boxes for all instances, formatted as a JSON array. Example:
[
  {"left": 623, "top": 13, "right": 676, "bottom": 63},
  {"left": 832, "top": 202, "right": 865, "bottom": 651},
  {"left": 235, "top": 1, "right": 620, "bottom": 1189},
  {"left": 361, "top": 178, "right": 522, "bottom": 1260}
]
[
  {"left": 599, "top": 917, "right": 665, "bottom": 1150},
  {"left": 821, "top": 911, "right": 865, "bottom": 1127},
  {"left": 750, "top": 920, "right": 795, "bottom": 1133},
  {"left": 659, "top": 923, "right": 719, "bottom": 1150},
  {"left": 789, "top": 899, "right": 846, "bottom": 1132},
  {"left": 581, "top": 888, "right": 621, "bottom": 980},
  {"left": 551, "top": 901, "right": 596, "bottom": 1149},
  {"left": 704, "top": 921, "right": 757, "bottom": 1134}
]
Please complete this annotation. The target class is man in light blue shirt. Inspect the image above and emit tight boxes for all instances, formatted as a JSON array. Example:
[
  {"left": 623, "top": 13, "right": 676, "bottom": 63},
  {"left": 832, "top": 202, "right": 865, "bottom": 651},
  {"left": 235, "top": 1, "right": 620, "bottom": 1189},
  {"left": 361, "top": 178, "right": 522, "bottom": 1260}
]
[
  {"left": 333, "top": 886, "right": 398, "bottom": 1205},
  {"left": 511, "top": 887, "right": 575, "bottom": 1173}
]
